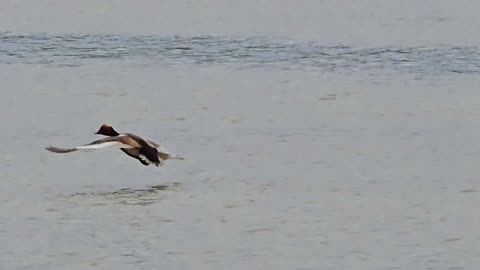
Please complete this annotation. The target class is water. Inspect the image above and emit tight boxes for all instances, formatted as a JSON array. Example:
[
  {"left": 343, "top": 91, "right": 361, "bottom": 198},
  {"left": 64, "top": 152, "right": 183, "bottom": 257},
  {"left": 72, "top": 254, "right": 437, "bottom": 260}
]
[
  {"left": 1, "top": 32, "right": 480, "bottom": 76},
  {"left": 1, "top": 1, "right": 480, "bottom": 270}
]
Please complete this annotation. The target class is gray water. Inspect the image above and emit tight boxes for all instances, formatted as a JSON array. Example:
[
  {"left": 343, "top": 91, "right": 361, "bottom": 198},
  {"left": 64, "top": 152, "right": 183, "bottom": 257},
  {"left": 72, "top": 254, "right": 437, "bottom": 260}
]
[
  {"left": 1, "top": 32, "right": 480, "bottom": 75},
  {"left": 1, "top": 1, "right": 480, "bottom": 270}
]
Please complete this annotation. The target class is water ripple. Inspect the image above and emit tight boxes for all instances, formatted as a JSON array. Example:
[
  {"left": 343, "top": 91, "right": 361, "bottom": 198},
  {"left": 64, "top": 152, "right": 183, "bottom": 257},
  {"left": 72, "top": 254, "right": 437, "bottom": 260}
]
[{"left": 1, "top": 32, "right": 479, "bottom": 75}]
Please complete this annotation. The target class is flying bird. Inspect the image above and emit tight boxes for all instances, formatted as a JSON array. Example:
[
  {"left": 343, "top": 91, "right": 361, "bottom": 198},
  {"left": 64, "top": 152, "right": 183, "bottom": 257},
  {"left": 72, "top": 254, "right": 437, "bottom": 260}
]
[{"left": 46, "top": 124, "right": 184, "bottom": 166}]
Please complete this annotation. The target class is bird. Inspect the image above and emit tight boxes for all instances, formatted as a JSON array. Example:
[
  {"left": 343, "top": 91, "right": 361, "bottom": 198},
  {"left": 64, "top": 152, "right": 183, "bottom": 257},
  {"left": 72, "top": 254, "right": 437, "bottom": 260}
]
[{"left": 45, "top": 124, "right": 184, "bottom": 166}]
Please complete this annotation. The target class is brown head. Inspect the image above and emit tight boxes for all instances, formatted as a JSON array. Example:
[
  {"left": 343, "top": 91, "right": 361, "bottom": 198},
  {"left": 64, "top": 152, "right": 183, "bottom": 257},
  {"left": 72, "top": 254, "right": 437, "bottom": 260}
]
[{"left": 95, "top": 124, "right": 120, "bottom": 136}]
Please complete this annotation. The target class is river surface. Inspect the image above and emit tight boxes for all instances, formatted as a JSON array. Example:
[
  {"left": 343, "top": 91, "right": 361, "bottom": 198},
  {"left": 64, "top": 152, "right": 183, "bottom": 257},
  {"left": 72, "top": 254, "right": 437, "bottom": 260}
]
[{"left": 1, "top": 1, "right": 480, "bottom": 269}]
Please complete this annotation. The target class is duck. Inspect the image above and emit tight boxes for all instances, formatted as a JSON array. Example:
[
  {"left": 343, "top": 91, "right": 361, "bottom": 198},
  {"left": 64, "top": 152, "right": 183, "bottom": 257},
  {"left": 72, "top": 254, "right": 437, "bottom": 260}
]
[{"left": 46, "top": 124, "right": 184, "bottom": 167}]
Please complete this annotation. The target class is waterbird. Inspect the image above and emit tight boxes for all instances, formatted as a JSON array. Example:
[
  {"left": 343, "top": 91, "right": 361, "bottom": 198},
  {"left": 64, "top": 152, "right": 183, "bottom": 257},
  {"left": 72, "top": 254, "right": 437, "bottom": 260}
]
[{"left": 46, "top": 124, "right": 184, "bottom": 166}]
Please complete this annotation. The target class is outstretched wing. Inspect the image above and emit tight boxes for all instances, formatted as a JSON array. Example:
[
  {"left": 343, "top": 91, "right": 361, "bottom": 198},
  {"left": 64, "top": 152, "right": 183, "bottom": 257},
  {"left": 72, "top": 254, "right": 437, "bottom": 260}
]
[
  {"left": 46, "top": 136, "right": 135, "bottom": 154},
  {"left": 45, "top": 146, "right": 78, "bottom": 153}
]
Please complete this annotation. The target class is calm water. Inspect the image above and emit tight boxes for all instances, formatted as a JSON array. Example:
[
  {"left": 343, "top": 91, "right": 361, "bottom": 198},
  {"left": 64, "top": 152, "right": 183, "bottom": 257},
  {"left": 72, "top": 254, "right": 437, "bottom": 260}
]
[{"left": 1, "top": 1, "right": 480, "bottom": 270}]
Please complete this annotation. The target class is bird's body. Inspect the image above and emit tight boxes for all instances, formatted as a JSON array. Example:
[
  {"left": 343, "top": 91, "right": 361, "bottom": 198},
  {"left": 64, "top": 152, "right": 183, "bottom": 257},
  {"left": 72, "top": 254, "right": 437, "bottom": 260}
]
[{"left": 46, "top": 124, "right": 183, "bottom": 166}]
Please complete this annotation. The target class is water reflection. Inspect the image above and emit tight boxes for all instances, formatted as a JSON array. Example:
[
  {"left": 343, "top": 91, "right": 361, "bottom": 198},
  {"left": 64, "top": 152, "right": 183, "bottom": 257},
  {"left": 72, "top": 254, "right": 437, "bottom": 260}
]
[{"left": 59, "top": 183, "right": 182, "bottom": 206}]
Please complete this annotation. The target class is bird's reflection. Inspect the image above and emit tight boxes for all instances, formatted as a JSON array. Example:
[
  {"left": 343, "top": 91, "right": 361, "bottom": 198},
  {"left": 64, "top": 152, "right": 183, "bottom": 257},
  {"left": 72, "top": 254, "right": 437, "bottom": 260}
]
[{"left": 62, "top": 182, "right": 182, "bottom": 206}]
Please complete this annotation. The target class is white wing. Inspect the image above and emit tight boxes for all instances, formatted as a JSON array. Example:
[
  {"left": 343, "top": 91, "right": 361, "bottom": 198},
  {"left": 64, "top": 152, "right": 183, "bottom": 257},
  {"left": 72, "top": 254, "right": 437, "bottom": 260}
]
[
  {"left": 75, "top": 141, "right": 134, "bottom": 151},
  {"left": 46, "top": 137, "right": 134, "bottom": 153}
]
